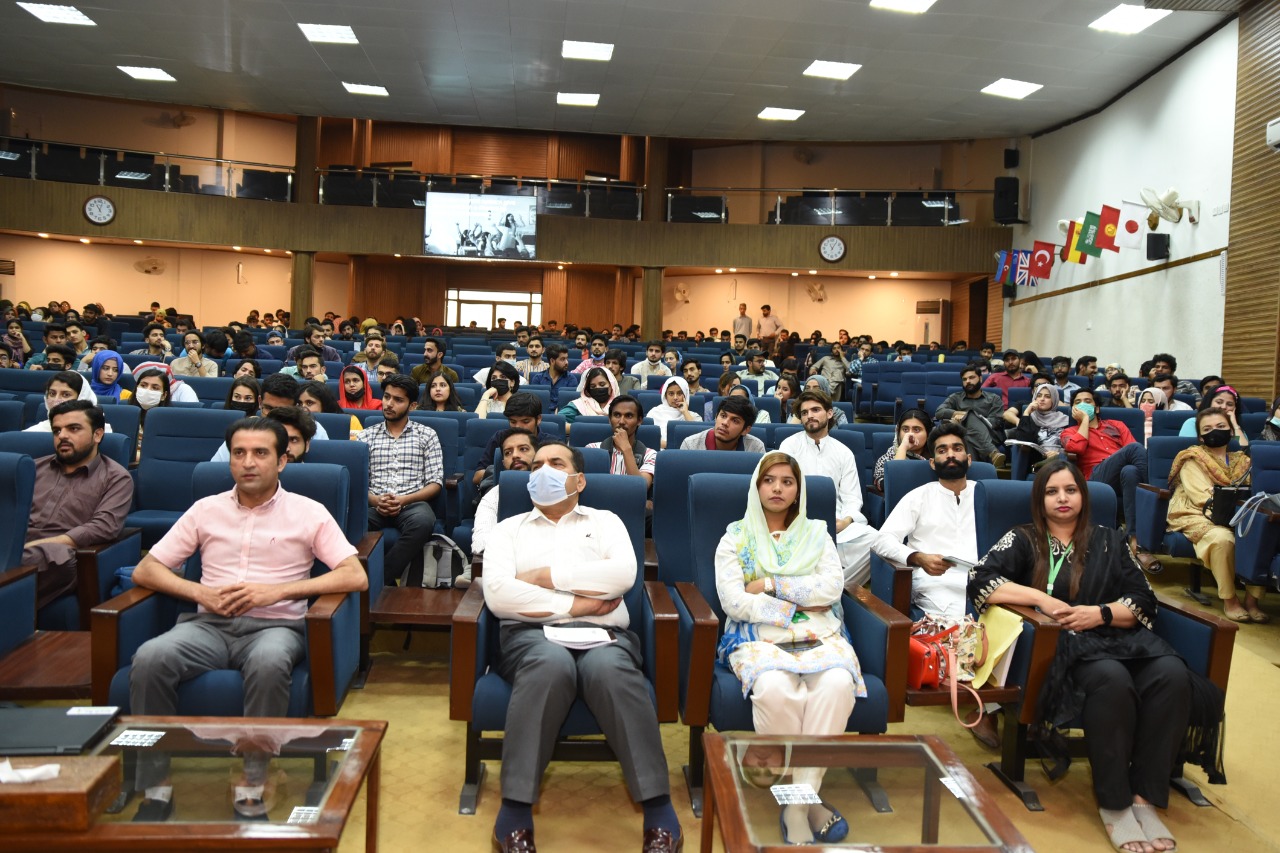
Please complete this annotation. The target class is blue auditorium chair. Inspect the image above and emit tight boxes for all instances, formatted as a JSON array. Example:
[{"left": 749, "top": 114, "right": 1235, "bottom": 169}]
[
  {"left": 1134, "top": 436, "right": 1208, "bottom": 603},
  {"left": 567, "top": 421, "right": 661, "bottom": 451},
  {"left": 93, "top": 462, "right": 362, "bottom": 717},
  {"left": 449, "top": 472, "right": 676, "bottom": 814},
  {"left": 672, "top": 472, "right": 909, "bottom": 815}
]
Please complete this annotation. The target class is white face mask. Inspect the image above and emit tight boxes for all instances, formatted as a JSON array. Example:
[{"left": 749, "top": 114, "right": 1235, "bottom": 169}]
[
  {"left": 135, "top": 387, "right": 164, "bottom": 409},
  {"left": 526, "top": 465, "right": 578, "bottom": 506}
]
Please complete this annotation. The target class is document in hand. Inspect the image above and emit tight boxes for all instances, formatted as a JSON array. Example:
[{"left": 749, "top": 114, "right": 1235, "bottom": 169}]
[
  {"left": 543, "top": 625, "right": 616, "bottom": 650},
  {"left": 943, "top": 556, "right": 977, "bottom": 572}
]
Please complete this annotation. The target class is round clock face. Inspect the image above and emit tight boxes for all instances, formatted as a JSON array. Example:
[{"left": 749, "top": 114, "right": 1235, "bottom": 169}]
[
  {"left": 84, "top": 195, "right": 116, "bottom": 225},
  {"left": 819, "top": 234, "right": 845, "bottom": 263}
]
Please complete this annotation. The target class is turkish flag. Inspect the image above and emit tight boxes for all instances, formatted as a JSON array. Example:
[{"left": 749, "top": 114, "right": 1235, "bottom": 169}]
[{"left": 1030, "top": 241, "right": 1055, "bottom": 278}]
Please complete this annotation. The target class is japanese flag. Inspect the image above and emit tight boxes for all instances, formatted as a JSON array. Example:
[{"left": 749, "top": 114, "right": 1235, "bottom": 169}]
[{"left": 1117, "top": 201, "right": 1147, "bottom": 250}]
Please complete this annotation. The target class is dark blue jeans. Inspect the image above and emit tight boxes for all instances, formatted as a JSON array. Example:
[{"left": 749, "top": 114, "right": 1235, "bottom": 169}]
[{"left": 1089, "top": 442, "right": 1147, "bottom": 531}]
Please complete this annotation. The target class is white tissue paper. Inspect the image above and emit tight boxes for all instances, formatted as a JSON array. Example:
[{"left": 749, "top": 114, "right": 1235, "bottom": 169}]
[{"left": 0, "top": 759, "right": 61, "bottom": 783}]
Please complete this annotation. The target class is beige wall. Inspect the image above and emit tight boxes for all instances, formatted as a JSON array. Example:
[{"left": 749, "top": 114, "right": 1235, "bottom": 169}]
[
  {"left": 644, "top": 272, "right": 952, "bottom": 343},
  {"left": 0, "top": 234, "right": 342, "bottom": 325}
]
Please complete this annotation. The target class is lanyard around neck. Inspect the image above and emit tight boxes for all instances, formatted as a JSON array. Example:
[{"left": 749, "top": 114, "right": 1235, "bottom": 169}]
[{"left": 1047, "top": 534, "right": 1073, "bottom": 592}]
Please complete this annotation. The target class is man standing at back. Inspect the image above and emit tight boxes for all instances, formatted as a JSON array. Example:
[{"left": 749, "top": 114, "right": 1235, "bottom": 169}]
[
  {"left": 358, "top": 375, "right": 444, "bottom": 585},
  {"left": 731, "top": 303, "right": 752, "bottom": 341},
  {"left": 127, "top": 417, "right": 366, "bottom": 821},
  {"left": 935, "top": 364, "right": 1007, "bottom": 468},
  {"left": 779, "top": 391, "right": 876, "bottom": 586},
  {"left": 755, "top": 304, "right": 782, "bottom": 352},
  {"left": 483, "top": 442, "right": 681, "bottom": 853},
  {"left": 24, "top": 400, "right": 133, "bottom": 610}
]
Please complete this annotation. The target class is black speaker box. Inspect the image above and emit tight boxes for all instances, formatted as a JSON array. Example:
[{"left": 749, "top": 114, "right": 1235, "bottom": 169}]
[
  {"left": 993, "top": 176, "right": 1019, "bottom": 224},
  {"left": 1146, "top": 233, "right": 1170, "bottom": 261},
  {"left": 1001, "top": 282, "right": 1017, "bottom": 300},
  {"left": 1003, "top": 148, "right": 1020, "bottom": 169}
]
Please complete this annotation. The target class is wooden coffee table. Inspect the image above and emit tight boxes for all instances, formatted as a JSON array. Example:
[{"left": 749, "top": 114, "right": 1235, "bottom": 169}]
[
  {"left": 702, "top": 732, "right": 1031, "bottom": 852},
  {"left": 0, "top": 715, "right": 385, "bottom": 852}
]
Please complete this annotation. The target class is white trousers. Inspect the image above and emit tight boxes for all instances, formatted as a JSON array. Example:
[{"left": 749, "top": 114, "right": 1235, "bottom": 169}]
[
  {"left": 751, "top": 668, "right": 855, "bottom": 792},
  {"left": 837, "top": 524, "right": 877, "bottom": 587}
]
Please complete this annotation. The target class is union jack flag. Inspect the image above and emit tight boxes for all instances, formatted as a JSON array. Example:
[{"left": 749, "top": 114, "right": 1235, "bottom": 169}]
[{"left": 1014, "top": 250, "right": 1037, "bottom": 287}]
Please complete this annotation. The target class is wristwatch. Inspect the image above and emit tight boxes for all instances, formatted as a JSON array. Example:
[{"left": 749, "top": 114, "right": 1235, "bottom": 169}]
[
  {"left": 763, "top": 577, "right": 776, "bottom": 596},
  {"left": 1099, "top": 604, "right": 1113, "bottom": 626}
]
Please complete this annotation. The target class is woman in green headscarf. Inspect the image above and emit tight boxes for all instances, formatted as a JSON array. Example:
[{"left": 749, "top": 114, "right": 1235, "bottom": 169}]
[{"left": 714, "top": 451, "right": 864, "bottom": 846}]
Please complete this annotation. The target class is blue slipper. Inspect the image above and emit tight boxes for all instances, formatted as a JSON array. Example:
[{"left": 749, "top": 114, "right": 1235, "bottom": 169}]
[
  {"left": 778, "top": 806, "right": 810, "bottom": 845},
  {"left": 813, "top": 801, "right": 849, "bottom": 844}
]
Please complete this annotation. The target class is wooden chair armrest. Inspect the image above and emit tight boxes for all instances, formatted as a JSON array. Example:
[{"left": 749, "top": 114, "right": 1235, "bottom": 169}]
[
  {"left": 888, "top": 564, "right": 914, "bottom": 618},
  {"left": 471, "top": 552, "right": 484, "bottom": 579},
  {"left": 1138, "top": 483, "right": 1172, "bottom": 499},
  {"left": 673, "top": 582, "right": 719, "bottom": 727},
  {"left": 445, "top": 476, "right": 459, "bottom": 489},
  {"left": 997, "top": 604, "right": 1063, "bottom": 725},
  {"left": 867, "top": 484, "right": 884, "bottom": 497},
  {"left": 74, "top": 528, "right": 142, "bottom": 630},
  {"left": 355, "top": 531, "right": 382, "bottom": 561},
  {"left": 304, "top": 592, "right": 350, "bottom": 716},
  {"left": 645, "top": 581, "right": 680, "bottom": 722},
  {"left": 90, "top": 586, "right": 158, "bottom": 706},
  {"left": 449, "top": 584, "right": 486, "bottom": 722},
  {"left": 0, "top": 563, "right": 38, "bottom": 589},
  {"left": 354, "top": 531, "right": 382, "bottom": 636},
  {"left": 1155, "top": 593, "right": 1238, "bottom": 691},
  {"left": 644, "top": 539, "right": 658, "bottom": 581},
  {"left": 851, "top": 586, "right": 912, "bottom": 723}
]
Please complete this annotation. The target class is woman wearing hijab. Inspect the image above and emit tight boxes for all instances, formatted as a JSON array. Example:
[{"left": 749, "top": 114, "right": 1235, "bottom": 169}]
[
  {"left": 1006, "top": 383, "right": 1071, "bottom": 466},
  {"left": 650, "top": 376, "right": 701, "bottom": 447},
  {"left": 1135, "top": 387, "right": 1167, "bottom": 443},
  {"left": 802, "top": 376, "right": 849, "bottom": 425},
  {"left": 559, "top": 365, "right": 618, "bottom": 427},
  {"left": 715, "top": 452, "right": 864, "bottom": 846},
  {"left": 728, "top": 384, "right": 769, "bottom": 424},
  {"left": 3, "top": 318, "right": 30, "bottom": 366},
  {"left": 340, "top": 364, "right": 380, "bottom": 410},
  {"left": 129, "top": 367, "right": 173, "bottom": 462},
  {"left": 89, "top": 350, "right": 127, "bottom": 402}
]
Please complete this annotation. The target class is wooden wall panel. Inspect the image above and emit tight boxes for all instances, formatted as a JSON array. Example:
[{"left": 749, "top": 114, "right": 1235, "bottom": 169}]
[
  {"left": 448, "top": 264, "right": 542, "bottom": 293},
  {"left": 949, "top": 278, "right": 970, "bottom": 344},
  {"left": 452, "top": 128, "right": 548, "bottom": 178},
  {"left": 1224, "top": 1, "right": 1280, "bottom": 398},
  {"left": 318, "top": 118, "right": 356, "bottom": 168},
  {"left": 564, "top": 268, "right": 619, "bottom": 330},
  {"left": 986, "top": 279, "right": 1003, "bottom": 349},
  {"left": 555, "top": 134, "right": 621, "bottom": 181},
  {"left": 369, "top": 123, "right": 450, "bottom": 173},
  {"left": 354, "top": 256, "right": 448, "bottom": 324},
  {"left": 542, "top": 268, "right": 568, "bottom": 325}
]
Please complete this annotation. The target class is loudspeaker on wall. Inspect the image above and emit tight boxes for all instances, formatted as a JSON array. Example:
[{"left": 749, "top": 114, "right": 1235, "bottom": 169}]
[
  {"left": 1003, "top": 148, "right": 1020, "bottom": 169},
  {"left": 993, "top": 177, "right": 1019, "bottom": 224},
  {"left": 1146, "top": 233, "right": 1170, "bottom": 261}
]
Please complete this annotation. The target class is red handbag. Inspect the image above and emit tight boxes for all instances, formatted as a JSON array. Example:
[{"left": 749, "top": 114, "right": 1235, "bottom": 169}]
[{"left": 907, "top": 636, "right": 942, "bottom": 689}]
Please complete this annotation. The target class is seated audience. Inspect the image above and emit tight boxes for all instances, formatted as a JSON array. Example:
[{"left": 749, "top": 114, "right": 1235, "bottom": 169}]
[
  {"left": 170, "top": 331, "right": 218, "bottom": 377},
  {"left": 1167, "top": 408, "right": 1263, "bottom": 623},
  {"left": 680, "top": 395, "right": 764, "bottom": 452},
  {"left": 128, "top": 367, "right": 173, "bottom": 461},
  {"left": 411, "top": 337, "right": 459, "bottom": 386},
  {"left": 3, "top": 318, "right": 31, "bottom": 366},
  {"left": 558, "top": 366, "right": 617, "bottom": 426},
  {"left": 213, "top": 375, "right": 329, "bottom": 461},
  {"left": 728, "top": 384, "right": 769, "bottom": 424},
  {"left": 36, "top": 343, "right": 76, "bottom": 373},
  {"left": 420, "top": 371, "right": 467, "bottom": 412},
  {"left": 1151, "top": 373, "right": 1192, "bottom": 412},
  {"left": 477, "top": 361, "right": 521, "bottom": 417},
  {"left": 130, "top": 323, "right": 172, "bottom": 358},
  {"left": 474, "top": 343, "right": 519, "bottom": 386},
  {"left": 873, "top": 409, "right": 933, "bottom": 490},
  {"left": 1179, "top": 385, "right": 1242, "bottom": 437},
  {"left": 1262, "top": 395, "right": 1280, "bottom": 442},
  {"left": 232, "top": 358, "right": 261, "bottom": 379},
  {"left": 1005, "top": 383, "right": 1069, "bottom": 466},
  {"left": 714, "top": 452, "right": 860, "bottom": 846},
  {"left": 604, "top": 348, "right": 641, "bottom": 394},
  {"left": 981, "top": 349, "right": 1031, "bottom": 406},
  {"left": 472, "top": 392, "right": 559, "bottom": 487},
  {"left": 737, "top": 350, "right": 779, "bottom": 397},
  {"left": 126, "top": 417, "right": 366, "bottom": 821},
  {"left": 340, "top": 364, "right": 380, "bottom": 411},
  {"left": 467, "top": 427, "right": 539, "bottom": 566},
  {"left": 25, "top": 371, "right": 113, "bottom": 432},
  {"left": 89, "top": 350, "right": 128, "bottom": 401},
  {"left": 264, "top": 405, "right": 316, "bottom": 463},
  {"left": 297, "top": 380, "right": 363, "bottom": 438},
  {"left": 24, "top": 323, "right": 68, "bottom": 370},
  {"left": 970, "top": 459, "right": 1222, "bottom": 853},
  {"left": 1049, "top": 356, "right": 1079, "bottom": 394},
  {"left": 585, "top": 395, "right": 656, "bottom": 489},
  {"left": 1135, "top": 387, "right": 1165, "bottom": 442},
  {"left": 351, "top": 330, "right": 388, "bottom": 370},
  {"left": 802, "top": 375, "right": 848, "bottom": 425},
  {"left": 225, "top": 376, "right": 262, "bottom": 416},
  {"left": 286, "top": 324, "right": 341, "bottom": 364},
  {"left": 629, "top": 341, "right": 673, "bottom": 382},
  {"left": 1107, "top": 373, "right": 1135, "bottom": 408},
  {"left": 937, "top": 364, "right": 1007, "bottom": 467},
  {"left": 528, "top": 344, "right": 577, "bottom": 408},
  {"left": 650, "top": 377, "right": 701, "bottom": 447}
]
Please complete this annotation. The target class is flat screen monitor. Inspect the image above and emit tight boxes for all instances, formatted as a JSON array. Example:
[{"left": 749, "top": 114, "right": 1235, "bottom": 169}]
[{"left": 423, "top": 192, "right": 537, "bottom": 259}]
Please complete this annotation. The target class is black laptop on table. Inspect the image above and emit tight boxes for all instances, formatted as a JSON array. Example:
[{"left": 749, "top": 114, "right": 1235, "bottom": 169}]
[{"left": 0, "top": 707, "right": 118, "bottom": 756}]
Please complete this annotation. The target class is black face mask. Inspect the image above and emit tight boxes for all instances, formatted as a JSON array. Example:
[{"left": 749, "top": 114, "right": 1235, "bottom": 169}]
[
  {"left": 228, "top": 401, "right": 258, "bottom": 415},
  {"left": 1202, "top": 428, "right": 1232, "bottom": 449},
  {"left": 491, "top": 379, "right": 510, "bottom": 395},
  {"left": 936, "top": 459, "right": 969, "bottom": 480},
  {"left": 587, "top": 385, "right": 611, "bottom": 403}
]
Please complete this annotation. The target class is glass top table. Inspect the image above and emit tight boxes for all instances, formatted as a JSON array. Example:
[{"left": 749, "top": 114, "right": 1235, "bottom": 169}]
[
  {"left": 3, "top": 715, "right": 385, "bottom": 851},
  {"left": 701, "top": 733, "right": 1031, "bottom": 852}
]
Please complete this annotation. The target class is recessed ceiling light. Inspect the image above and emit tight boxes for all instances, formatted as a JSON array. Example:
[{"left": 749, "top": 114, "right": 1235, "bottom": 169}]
[
  {"left": 79, "top": 238, "right": 90, "bottom": 244},
  {"left": 557, "top": 264, "right": 564, "bottom": 270},
  {"left": 869, "top": 0, "right": 938, "bottom": 13},
  {"left": 981, "top": 78, "right": 1043, "bottom": 99},
  {"left": 285, "top": 250, "right": 292, "bottom": 255},
  {"left": 1089, "top": 4, "right": 1171, "bottom": 35},
  {"left": 115, "top": 170, "right": 149, "bottom": 180},
  {"left": 791, "top": 272, "right": 799, "bottom": 277},
  {"left": 232, "top": 246, "right": 242, "bottom": 251},
  {"left": 890, "top": 271, "right": 899, "bottom": 277},
  {"left": 758, "top": 107, "right": 804, "bottom": 121},
  {"left": 715, "top": 268, "right": 723, "bottom": 274},
  {"left": 393, "top": 253, "right": 401, "bottom": 258},
  {"left": 133, "top": 239, "right": 143, "bottom": 244},
  {"left": 0, "top": 151, "right": 20, "bottom": 161},
  {"left": 868, "top": 274, "right": 877, "bottom": 280},
  {"left": 557, "top": 92, "right": 599, "bottom": 107},
  {"left": 728, "top": 268, "right": 737, "bottom": 272},
  {"left": 343, "top": 82, "right": 388, "bottom": 96},
  {"left": 264, "top": 249, "right": 272, "bottom": 253},
  {"left": 298, "top": 23, "right": 358, "bottom": 44},
  {"left": 809, "top": 270, "right": 817, "bottom": 275},
  {"left": 943, "top": 218, "right": 971, "bottom": 226},
  {"left": 118, "top": 66, "right": 175, "bottom": 82},
  {"left": 803, "top": 60, "right": 861, "bottom": 81},
  {"left": 562, "top": 40, "right": 613, "bottom": 61},
  {"left": 37, "top": 232, "right": 49, "bottom": 238},
  {"left": 17, "top": 3, "right": 95, "bottom": 25}
]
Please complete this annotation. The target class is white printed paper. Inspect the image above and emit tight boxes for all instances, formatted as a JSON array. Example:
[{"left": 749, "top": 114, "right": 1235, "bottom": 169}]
[
  {"left": 543, "top": 625, "right": 615, "bottom": 650},
  {"left": 770, "top": 783, "right": 821, "bottom": 805},
  {"left": 111, "top": 730, "right": 165, "bottom": 748},
  {"left": 67, "top": 706, "right": 118, "bottom": 716},
  {"left": 288, "top": 806, "right": 321, "bottom": 824},
  {"left": 940, "top": 776, "right": 965, "bottom": 798}
]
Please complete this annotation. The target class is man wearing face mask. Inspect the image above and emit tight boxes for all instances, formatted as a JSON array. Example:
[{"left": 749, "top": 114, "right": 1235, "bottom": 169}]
[
  {"left": 1062, "top": 388, "right": 1155, "bottom": 568},
  {"left": 474, "top": 343, "right": 519, "bottom": 386},
  {"left": 482, "top": 441, "right": 682, "bottom": 853},
  {"left": 571, "top": 333, "right": 611, "bottom": 375},
  {"left": 937, "top": 365, "right": 1008, "bottom": 468}
]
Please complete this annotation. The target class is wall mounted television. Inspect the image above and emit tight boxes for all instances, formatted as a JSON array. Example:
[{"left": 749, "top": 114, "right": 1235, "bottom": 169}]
[{"left": 423, "top": 192, "right": 537, "bottom": 259}]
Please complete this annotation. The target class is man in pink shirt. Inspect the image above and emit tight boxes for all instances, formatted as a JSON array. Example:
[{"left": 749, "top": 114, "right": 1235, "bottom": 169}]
[
  {"left": 127, "top": 418, "right": 367, "bottom": 822},
  {"left": 980, "top": 348, "right": 1032, "bottom": 406}
]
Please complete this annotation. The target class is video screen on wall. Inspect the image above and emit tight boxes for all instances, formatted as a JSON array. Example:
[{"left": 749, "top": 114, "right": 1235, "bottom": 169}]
[{"left": 422, "top": 193, "right": 537, "bottom": 260}]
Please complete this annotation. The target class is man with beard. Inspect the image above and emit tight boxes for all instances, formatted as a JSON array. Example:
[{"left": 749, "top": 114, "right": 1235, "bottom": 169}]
[
  {"left": 585, "top": 396, "right": 656, "bottom": 488},
  {"left": 870, "top": 422, "right": 998, "bottom": 747},
  {"left": 935, "top": 364, "right": 1008, "bottom": 468},
  {"left": 265, "top": 406, "right": 316, "bottom": 463},
  {"left": 410, "top": 337, "right": 459, "bottom": 386},
  {"left": 604, "top": 348, "right": 640, "bottom": 394},
  {"left": 24, "top": 400, "right": 133, "bottom": 609},
  {"left": 778, "top": 390, "right": 877, "bottom": 587},
  {"left": 571, "top": 333, "right": 610, "bottom": 375},
  {"left": 1049, "top": 355, "right": 1079, "bottom": 396},
  {"left": 981, "top": 349, "right": 1032, "bottom": 406},
  {"left": 467, "top": 428, "right": 538, "bottom": 564}
]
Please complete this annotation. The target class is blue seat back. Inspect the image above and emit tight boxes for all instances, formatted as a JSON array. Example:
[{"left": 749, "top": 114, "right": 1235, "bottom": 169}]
[
  {"left": 974, "top": 479, "right": 1119, "bottom": 554},
  {"left": 1099, "top": 407, "right": 1147, "bottom": 444},
  {"left": 1145, "top": 436, "right": 1198, "bottom": 490},
  {"left": 687, "top": 472, "right": 836, "bottom": 623},
  {"left": 0, "top": 400, "right": 24, "bottom": 432},
  {"left": 312, "top": 412, "right": 353, "bottom": 441},
  {"left": 304, "top": 441, "right": 372, "bottom": 542},
  {"left": 136, "top": 408, "right": 245, "bottom": 512},
  {"left": 182, "top": 376, "right": 237, "bottom": 406},
  {"left": 651, "top": 450, "right": 763, "bottom": 582},
  {"left": 0, "top": 452, "right": 35, "bottom": 569},
  {"left": 568, "top": 421, "right": 662, "bottom": 452},
  {"left": 1239, "top": 411, "right": 1269, "bottom": 441},
  {"left": 1152, "top": 409, "right": 1195, "bottom": 437},
  {"left": 882, "top": 459, "right": 997, "bottom": 517},
  {"left": 0, "top": 430, "right": 132, "bottom": 471},
  {"left": 497, "top": 472, "right": 648, "bottom": 617}
]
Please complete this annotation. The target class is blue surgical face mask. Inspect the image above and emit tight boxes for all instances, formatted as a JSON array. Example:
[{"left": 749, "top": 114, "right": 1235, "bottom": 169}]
[
  {"left": 1076, "top": 402, "right": 1096, "bottom": 420},
  {"left": 526, "top": 465, "right": 579, "bottom": 506},
  {"left": 1270, "top": 417, "right": 1280, "bottom": 428}
]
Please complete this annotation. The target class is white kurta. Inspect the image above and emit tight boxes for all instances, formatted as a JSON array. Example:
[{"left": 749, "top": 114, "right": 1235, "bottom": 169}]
[{"left": 872, "top": 481, "right": 979, "bottom": 620}]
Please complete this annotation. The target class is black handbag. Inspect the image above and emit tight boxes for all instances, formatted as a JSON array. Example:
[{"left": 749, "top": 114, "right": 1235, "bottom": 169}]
[{"left": 1206, "top": 486, "right": 1251, "bottom": 527}]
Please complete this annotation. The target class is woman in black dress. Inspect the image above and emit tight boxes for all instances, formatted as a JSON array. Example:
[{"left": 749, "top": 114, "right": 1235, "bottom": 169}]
[{"left": 969, "top": 458, "right": 1223, "bottom": 853}]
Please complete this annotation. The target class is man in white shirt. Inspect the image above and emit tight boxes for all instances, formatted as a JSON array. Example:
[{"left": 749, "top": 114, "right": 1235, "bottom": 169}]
[
  {"left": 629, "top": 341, "right": 672, "bottom": 382},
  {"left": 731, "top": 303, "right": 752, "bottom": 340},
  {"left": 468, "top": 428, "right": 537, "bottom": 559},
  {"left": 737, "top": 350, "right": 779, "bottom": 397},
  {"left": 778, "top": 390, "right": 876, "bottom": 587},
  {"left": 1152, "top": 373, "right": 1193, "bottom": 412},
  {"left": 482, "top": 441, "right": 681, "bottom": 853}
]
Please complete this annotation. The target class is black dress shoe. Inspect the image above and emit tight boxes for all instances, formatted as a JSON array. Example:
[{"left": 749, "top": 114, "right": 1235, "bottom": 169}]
[
  {"left": 132, "top": 797, "right": 174, "bottom": 822},
  {"left": 642, "top": 827, "right": 684, "bottom": 853},
  {"left": 493, "top": 828, "right": 536, "bottom": 852}
]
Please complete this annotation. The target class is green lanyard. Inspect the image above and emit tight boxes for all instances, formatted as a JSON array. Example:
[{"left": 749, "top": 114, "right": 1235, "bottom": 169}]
[{"left": 1047, "top": 535, "right": 1073, "bottom": 593}]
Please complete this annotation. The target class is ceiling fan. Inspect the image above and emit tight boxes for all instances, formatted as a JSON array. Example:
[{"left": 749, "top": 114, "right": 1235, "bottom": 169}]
[{"left": 1140, "top": 187, "right": 1199, "bottom": 229}]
